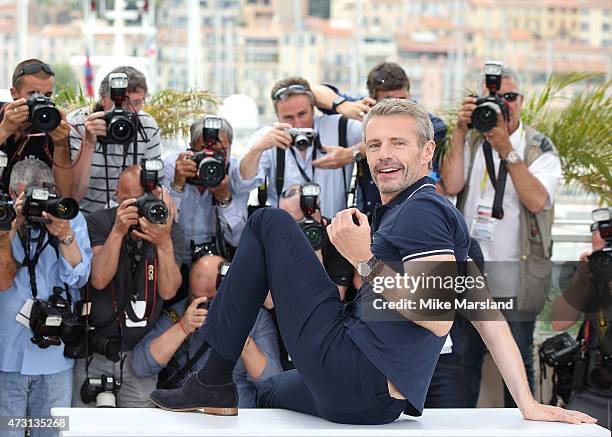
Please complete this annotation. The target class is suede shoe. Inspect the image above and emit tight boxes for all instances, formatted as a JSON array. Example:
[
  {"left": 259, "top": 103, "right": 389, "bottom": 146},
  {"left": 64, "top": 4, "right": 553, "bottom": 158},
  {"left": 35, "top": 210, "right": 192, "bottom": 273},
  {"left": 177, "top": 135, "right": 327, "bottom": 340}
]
[{"left": 149, "top": 372, "right": 238, "bottom": 416}]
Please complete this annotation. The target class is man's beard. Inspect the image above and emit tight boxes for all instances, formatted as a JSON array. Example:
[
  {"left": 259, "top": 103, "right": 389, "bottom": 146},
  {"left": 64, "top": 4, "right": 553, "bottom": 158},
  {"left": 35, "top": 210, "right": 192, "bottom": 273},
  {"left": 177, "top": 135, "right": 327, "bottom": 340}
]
[{"left": 371, "top": 157, "right": 423, "bottom": 195}]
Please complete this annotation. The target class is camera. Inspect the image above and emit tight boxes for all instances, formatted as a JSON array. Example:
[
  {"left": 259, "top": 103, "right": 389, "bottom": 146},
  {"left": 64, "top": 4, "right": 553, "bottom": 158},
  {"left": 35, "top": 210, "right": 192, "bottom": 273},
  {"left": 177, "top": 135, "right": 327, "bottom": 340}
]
[
  {"left": 0, "top": 194, "right": 16, "bottom": 231},
  {"left": 23, "top": 186, "right": 79, "bottom": 224},
  {"left": 470, "top": 61, "right": 510, "bottom": 133},
  {"left": 134, "top": 159, "right": 168, "bottom": 225},
  {"left": 27, "top": 93, "right": 61, "bottom": 133},
  {"left": 285, "top": 128, "right": 317, "bottom": 151},
  {"left": 29, "top": 287, "right": 86, "bottom": 349},
  {"left": 588, "top": 207, "right": 612, "bottom": 284},
  {"left": 538, "top": 332, "right": 579, "bottom": 403},
  {"left": 187, "top": 116, "right": 226, "bottom": 187},
  {"left": 81, "top": 374, "right": 121, "bottom": 408},
  {"left": 98, "top": 73, "right": 137, "bottom": 145},
  {"left": 297, "top": 183, "right": 325, "bottom": 251},
  {"left": 64, "top": 330, "right": 121, "bottom": 363}
]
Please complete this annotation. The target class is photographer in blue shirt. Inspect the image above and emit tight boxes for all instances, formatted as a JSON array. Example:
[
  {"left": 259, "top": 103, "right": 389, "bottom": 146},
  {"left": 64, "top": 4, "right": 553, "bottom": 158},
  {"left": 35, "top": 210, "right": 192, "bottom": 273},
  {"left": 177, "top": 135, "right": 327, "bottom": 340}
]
[{"left": 0, "top": 159, "right": 91, "bottom": 437}]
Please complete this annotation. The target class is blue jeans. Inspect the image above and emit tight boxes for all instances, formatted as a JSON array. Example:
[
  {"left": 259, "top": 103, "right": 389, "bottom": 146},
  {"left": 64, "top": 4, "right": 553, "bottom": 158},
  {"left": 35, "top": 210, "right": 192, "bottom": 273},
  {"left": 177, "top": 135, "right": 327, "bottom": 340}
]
[
  {"left": 461, "top": 315, "right": 535, "bottom": 408},
  {"left": 0, "top": 368, "right": 72, "bottom": 437},
  {"left": 202, "top": 208, "right": 407, "bottom": 425}
]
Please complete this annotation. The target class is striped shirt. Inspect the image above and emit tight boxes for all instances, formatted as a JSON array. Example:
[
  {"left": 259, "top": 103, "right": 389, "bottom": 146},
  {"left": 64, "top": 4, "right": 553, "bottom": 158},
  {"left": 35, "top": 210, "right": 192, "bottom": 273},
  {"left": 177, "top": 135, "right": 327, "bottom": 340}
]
[{"left": 67, "top": 107, "right": 161, "bottom": 215}]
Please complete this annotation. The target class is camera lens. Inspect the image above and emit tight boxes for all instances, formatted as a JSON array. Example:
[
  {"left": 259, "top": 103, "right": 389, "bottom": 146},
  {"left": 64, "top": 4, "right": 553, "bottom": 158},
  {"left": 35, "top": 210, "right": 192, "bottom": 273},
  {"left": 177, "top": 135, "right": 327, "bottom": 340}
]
[
  {"left": 31, "top": 105, "right": 61, "bottom": 133},
  {"left": 60, "top": 320, "right": 87, "bottom": 347},
  {"left": 302, "top": 224, "right": 323, "bottom": 251},
  {"left": 471, "top": 105, "right": 497, "bottom": 133},
  {"left": 0, "top": 204, "right": 15, "bottom": 231},
  {"left": 198, "top": 158, "right": 225, "bottom": 187},
  {"left": 108, "top": 116, "right": 136, "bottom": 144},
  {"left": 294, "top": 134, "right": 310, "bottom": 150},
  {"left": 143, "top": 201, "right": 168, "bottom": 224},
  {"left": 45, "top": 197, "right": 79, "bottom": 220}
]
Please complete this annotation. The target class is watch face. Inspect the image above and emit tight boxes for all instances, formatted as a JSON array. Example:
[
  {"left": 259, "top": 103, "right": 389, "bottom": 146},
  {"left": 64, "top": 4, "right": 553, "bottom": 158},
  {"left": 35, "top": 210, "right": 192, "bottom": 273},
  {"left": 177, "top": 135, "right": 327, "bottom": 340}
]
[{"left": 358, "top": 262, "right": 372, "bottom": 277}]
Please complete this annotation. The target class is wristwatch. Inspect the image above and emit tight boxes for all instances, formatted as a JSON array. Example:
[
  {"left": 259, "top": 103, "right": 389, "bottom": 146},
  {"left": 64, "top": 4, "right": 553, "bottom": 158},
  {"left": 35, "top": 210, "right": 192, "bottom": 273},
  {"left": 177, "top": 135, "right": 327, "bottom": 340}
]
[
  {"left": 352, "top": 147, "right": 365, "bottom": 162},
  {"left": 331, "top": 96, "right": 347, "bottom": 113},
  {"left": 217, "top": 195, "right": 232, "bottom": 208},
  {"left": 357, "top": 255, "right": 383, "bottom": 281},
  {"left": 60, "top": 233, "right": 75, "bottom": 246},
  {"left": 504, "top": 149, "right": 521, "bottom": 165}
]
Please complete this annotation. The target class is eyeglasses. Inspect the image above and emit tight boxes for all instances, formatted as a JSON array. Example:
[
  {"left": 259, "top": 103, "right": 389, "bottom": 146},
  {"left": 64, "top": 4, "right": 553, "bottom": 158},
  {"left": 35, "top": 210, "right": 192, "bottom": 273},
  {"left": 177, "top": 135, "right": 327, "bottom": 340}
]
[
  {"left": 281, "top": 187, "right": 299, "bottom": 198},
  {"left": 122, "top": 97, "right": 147, "bottom": 111},
  {"left": 373, "top": 65, "right": 407, "bottom": 85},
  {"left": 501, "top": 92, "right": 521, "bottom": 102},
  {"left": 273, "top": 84, "right": 308, "bottom": 100},
  {"left": 14, "top": 63, "right": 55, "bottom": 82}
]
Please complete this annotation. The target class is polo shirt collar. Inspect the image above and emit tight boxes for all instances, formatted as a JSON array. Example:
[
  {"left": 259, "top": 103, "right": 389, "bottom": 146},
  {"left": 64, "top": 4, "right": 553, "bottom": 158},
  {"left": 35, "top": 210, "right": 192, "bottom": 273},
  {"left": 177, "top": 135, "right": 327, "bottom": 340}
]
[{"left": 372, "top": 176, "right": 436, "bottom": 232}]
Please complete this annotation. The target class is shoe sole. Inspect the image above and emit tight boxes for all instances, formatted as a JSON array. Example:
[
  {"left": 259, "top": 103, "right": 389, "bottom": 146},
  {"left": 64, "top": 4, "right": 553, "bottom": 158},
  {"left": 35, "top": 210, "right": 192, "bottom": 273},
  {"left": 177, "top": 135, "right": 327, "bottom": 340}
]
[{"left": 150, "top": 397, "right": 238, "bottom": 416}]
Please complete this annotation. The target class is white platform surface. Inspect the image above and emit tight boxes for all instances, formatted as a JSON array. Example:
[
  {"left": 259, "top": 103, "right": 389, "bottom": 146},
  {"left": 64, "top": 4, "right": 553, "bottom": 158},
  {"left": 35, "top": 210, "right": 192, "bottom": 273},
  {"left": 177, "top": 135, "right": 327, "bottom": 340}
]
[{"left": 51, "top": 407, "right": 608, "bottom": 437}]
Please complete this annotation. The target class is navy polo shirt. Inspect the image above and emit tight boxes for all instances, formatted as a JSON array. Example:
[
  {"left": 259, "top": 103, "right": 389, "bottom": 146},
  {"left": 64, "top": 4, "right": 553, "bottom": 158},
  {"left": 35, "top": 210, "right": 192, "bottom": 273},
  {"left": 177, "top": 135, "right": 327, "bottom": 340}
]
[{"left": 345, "top": 176, "right": 470, "bottom": 416}]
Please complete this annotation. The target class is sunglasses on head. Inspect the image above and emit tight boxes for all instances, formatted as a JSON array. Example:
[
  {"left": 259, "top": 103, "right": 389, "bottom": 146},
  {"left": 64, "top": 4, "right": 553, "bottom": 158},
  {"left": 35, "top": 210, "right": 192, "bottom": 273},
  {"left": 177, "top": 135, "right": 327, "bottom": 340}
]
[
  {"left": 273, "top": 84, "right": 308, "bottom": 100},
  {"left": 500, "top": 92, "right": 521, "bottom": 102},
  {"left": 14, "top": 63, "right": 55, "bottom": 82},
  {"left": 373, "top": 66, "right": 407, "bottom": 85}
]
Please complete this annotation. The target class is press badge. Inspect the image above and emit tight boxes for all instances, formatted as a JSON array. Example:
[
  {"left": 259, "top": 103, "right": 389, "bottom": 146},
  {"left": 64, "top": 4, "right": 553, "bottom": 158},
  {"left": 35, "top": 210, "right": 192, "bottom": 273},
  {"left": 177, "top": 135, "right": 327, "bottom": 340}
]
[
  {"left": 470, "top": 204, "right": 496, "bottom": 241},
  {"left": 125, "top": 300, "right": 147, "bottom": 328}
]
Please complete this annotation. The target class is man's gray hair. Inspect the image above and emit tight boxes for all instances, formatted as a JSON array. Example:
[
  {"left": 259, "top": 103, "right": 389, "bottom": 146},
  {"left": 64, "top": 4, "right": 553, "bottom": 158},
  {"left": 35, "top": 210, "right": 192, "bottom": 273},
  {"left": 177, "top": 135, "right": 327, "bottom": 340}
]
[
  {"left": 362, "top": 98, "right": 434, "bottom": 149},
  {"left": 478, "top": 65, "right": 522, "bottom": 94},
  {"left": 99, "top": 66, "right": 148, "bottom": 98},
  {"left": 9, "top": 159, "right": 53, "bottom": 193},
  {"left": 190, "top": 116, "right": 234, "bottom": 147}
]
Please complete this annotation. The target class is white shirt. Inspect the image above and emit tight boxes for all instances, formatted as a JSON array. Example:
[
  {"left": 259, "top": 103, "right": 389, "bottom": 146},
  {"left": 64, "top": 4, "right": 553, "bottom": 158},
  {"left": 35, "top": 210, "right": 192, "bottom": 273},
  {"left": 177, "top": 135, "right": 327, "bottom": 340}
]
[
  {"left": 462, "top": 122, "right": 561, "bottom": 297},
  {"left": 236, "top": 115, "right": 362, "bottom": 219}
]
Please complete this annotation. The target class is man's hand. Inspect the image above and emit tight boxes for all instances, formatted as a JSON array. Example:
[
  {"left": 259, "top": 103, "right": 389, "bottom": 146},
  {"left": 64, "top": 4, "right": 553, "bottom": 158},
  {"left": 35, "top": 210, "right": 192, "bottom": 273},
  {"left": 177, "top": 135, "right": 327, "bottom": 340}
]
[
  {"left": 455, "top": 96, "right": 477, "bottom": 133},
  {"left": 112, "top": 198, "right": 139, "bottom": 237},
  {"left": 173, "top": 151, "right": 197, "bottom": 188},
  {"left": 83, "top": 111, "right": 107, "bottom": 144},
  {"left": 312, "top": 145, "right": 354, "bottom": 169},
  {"left": 0, "top": 99, "right": 30, "bottom": 137},
  {"left": 484, "top": 109, "right": 513, "bottom": 159},
  {"left": 43, "top": 212, "right": 72, "bottom": 239},
  {"left": 327, "top": 208, "right": 372, "bottom": 265},
  {"left": 181, "top": 296, "right": 209, "bottom": 334},
  {"left": 253, "top": 123, "right": 293, "bottom": 152},
  {"left": 12, "top": 192, "right": 26, "bottom": 230},
  {"left": 337, "top": 98, "right": 376, "bottom": 121},
  {"left": 48, "top": 110, "right": 70, "bottom": 148},
  {"left": 521, "top": 398, "right": 596, "bottom": 425},
  {"left": 208, "top": 174, "right": 231, "bottom": 203}
]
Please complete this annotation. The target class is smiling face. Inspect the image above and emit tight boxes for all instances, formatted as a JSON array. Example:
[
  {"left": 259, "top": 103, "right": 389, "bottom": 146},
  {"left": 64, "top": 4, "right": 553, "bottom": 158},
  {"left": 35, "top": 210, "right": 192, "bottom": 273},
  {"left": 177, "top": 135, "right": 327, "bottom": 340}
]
[{"left": 364, "top": 114, "right": 435, "bottom": 203}]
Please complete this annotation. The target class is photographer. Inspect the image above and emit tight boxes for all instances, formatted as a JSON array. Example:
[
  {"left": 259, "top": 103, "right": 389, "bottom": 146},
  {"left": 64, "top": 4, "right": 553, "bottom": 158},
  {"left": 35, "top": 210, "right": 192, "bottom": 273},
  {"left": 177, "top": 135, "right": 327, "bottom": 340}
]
[
  {"left": 311, "top": 62, "right": 448, "bottom": 220},
  {"left": 550, "top": 213, "right": 612, "bottom": 429},
  {"left": 68, "top": 66, "right": 161, "bottom": 215},
  {"left": 164, "top": 117, "right": 249, "bottom": 301},
  {"left": 0, "top": 59, "right": 73, "bottom": 197},
  {"left": 440, "top": 63, "right": 562, "bottom": 408},
  {"left": 0, "top": 159, "right": 91, "bottom": 434},
  {"left": 72, "top": 164, "right": 184, "bottom": 408},
  {"left": 238, "top": 77, "right": 362, "bottom": 218},
  {"left": 131, "top": 254, "right": 282, "bottom": 407}
]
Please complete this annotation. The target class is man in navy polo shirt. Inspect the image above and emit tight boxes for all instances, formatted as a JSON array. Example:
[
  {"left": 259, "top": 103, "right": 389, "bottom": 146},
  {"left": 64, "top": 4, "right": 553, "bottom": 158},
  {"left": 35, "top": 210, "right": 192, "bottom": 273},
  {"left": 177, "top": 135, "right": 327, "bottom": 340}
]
[{"left": 149, "top": 99, "right": 595, "bottom": 426}]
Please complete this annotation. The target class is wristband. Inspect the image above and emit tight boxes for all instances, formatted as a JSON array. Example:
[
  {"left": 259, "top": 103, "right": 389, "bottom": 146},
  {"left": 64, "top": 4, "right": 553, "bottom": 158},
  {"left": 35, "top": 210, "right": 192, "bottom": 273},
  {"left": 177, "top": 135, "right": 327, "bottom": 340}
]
[
  {"left": 178, "top": 318, "right": 190, "bottom": 336},
  {"left": 171, "top": 182, "right": 185, "bottom": 193}
]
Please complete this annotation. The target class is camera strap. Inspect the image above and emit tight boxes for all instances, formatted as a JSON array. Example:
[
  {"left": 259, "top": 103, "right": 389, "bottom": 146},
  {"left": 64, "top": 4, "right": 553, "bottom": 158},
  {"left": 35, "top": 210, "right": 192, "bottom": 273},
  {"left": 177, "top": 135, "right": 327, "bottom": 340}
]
[
  {"left": 337, "top": 116, "right": 350, "bottom": 207},
  {"left": 212, "top": 202, "right": 230, "bottom": 260},
  {"left": 289, "top": 146, "right": 316, "bottom": 184},
  {"left": 275, "top": 148, "right": 285, "bottom": 207},
  {"left": 19, "top": 225, "right": 52, "bottom": 300},
  {"left": 482, "top": 140, "right": 508, "bottom": 220}
]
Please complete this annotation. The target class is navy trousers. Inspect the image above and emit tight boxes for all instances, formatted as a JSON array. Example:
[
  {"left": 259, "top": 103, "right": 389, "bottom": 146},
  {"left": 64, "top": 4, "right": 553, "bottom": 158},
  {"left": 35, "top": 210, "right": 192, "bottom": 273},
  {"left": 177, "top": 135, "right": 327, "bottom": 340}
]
[{"left": 201, "top": 208, "right": 406, "bottom": 424}]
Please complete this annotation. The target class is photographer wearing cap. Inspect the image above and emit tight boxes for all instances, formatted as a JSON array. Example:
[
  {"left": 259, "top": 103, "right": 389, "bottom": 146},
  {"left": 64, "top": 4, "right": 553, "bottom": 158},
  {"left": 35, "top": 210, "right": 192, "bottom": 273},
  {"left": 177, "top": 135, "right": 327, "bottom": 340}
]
[
  {"left": 68, "top": 66, "right": 161, "bottom": 215},
  {"left": 164, "top": 116, "right": 249, "bottom": 302},
  {"left": 549, "top": 209, "right": 612, "bottom": 429},
  {"left": 238, "top": 77, "right": 362, "bottom": 218},
  {"left": 71, "top": 164, "right": 184, "bottom": 408},
  {"left": 0, "top": 59, "right": 73, "bottom": 198},
  {"left": 440, "top": 62, "right": 562, "bottom": 408},
  {"left": 0, "top": 159, "right": 91, "bottom": 432},
  {"left": 311, "top": 62, "right": 448, "bottom": 220},
  {"left": 131, "top": 254, "right": 282, "bottom": 407}
]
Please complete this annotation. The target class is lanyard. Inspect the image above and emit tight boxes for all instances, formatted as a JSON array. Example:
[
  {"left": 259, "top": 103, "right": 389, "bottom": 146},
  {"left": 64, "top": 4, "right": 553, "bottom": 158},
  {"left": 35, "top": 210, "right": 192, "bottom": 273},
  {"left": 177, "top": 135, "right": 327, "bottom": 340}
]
[
  {"left": 289, "top": 144, "right": 318, "bottom": 184},
  {"left": 19, "top": 226, "right": 52, "bottom": 299},
  {"left": 482, "top": 140, "right": 507, "bottom": 220}
]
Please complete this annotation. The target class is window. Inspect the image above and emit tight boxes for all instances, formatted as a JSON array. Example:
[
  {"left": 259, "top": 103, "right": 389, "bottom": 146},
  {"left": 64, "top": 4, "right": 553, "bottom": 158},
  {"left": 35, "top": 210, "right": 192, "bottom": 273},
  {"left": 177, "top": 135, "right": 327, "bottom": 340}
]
[{"left": 581, "top": 22, "right": 589, "bottom": 31}]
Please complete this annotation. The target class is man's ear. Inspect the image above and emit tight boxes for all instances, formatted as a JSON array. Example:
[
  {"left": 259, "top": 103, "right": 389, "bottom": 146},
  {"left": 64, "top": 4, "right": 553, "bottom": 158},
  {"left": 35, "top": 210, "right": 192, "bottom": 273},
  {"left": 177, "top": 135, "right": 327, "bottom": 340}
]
[
  {"left": 10, "top": 87, "right": 17, "bottom": 100},
  {"left": 423, "top": 140, "right": 436, "bottom": 163}
]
